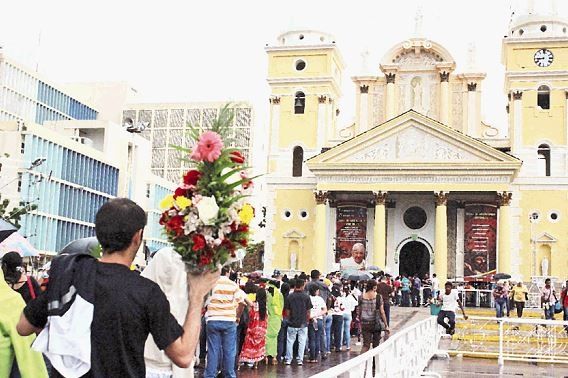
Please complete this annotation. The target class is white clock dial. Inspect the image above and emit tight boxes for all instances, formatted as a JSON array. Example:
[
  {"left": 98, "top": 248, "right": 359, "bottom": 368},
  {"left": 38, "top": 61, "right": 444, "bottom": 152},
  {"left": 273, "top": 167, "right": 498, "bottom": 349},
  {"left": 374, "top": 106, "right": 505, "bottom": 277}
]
[{"left": 534, "top": 49, "right": 554, "bottom": 67}]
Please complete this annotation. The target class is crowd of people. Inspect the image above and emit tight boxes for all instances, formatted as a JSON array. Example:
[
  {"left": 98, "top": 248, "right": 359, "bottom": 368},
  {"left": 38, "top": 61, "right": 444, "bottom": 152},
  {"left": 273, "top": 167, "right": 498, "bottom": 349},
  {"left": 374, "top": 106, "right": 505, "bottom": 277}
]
[{"left": 1, "top": 197, "right": 567, "bottom": 377}]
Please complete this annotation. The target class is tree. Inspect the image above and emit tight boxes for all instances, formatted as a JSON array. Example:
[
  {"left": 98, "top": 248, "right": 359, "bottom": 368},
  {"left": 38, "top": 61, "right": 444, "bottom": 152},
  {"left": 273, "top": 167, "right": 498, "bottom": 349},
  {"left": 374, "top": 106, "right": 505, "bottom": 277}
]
[{"left": 0, "top": 194, "right": 37, "bottom": 229}]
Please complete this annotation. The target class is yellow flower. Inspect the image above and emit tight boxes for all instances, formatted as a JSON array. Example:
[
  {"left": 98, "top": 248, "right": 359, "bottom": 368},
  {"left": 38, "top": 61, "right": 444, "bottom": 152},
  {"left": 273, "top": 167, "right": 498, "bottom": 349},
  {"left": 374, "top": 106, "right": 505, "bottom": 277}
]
[
  {"left": 175, "top": 196, "right": 192, "bottom": 209},
  {"left": 160, "top": 195, "right": 175, "bottom": 209},
  {"left": 238, "top": 203, "right": 254, "bottom": 225}
]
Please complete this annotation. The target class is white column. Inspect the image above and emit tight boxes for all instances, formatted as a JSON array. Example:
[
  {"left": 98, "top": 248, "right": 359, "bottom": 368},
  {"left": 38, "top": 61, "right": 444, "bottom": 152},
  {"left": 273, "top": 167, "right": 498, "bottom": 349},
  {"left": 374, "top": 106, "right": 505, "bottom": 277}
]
[
  {"left": 512, "top": 91, "right": 523, "bottom": 154},
  {"left": 269, "top": 97, "right": 281, "bottom": 167},
  {"left": 385, "top": 73, "right": 396, "bottom": 119},
  {"left": 359, "top": 85, "right": 369, "bottom": 134},
  {"left": 467, "top": 83, "right": 479, "bottom": 137},
  {"left": 439, "top": 72, "right": 450, "bottom": 125},
  {"left": 317, "top": 95, "right": 327, "bottom": 148},
  {"left": 456, "top": 206, "right": 465, "bottom": 279}
]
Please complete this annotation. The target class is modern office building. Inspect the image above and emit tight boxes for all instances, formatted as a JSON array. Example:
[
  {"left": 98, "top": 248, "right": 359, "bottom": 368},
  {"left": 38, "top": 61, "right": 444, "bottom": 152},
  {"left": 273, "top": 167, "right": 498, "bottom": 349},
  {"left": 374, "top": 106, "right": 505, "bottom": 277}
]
[
  {"left": 122, "top": 102, "right": 254, "bottom": 184},
  {"left": 0, "top": 50, "right": 98, "bottom": 125}
]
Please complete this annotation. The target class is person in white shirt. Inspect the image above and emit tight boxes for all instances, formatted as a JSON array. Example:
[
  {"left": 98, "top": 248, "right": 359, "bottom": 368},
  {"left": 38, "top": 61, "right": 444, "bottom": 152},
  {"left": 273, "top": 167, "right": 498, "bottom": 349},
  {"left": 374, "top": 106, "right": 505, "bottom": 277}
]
[
  {"left": 307, "top": 286, "right": 326, "bottom": 362},
  {"left": 341, "top": 287, "right": 359, "bottom": 351},
  {"left": 437, "top": 282, "right": 467, "bottom": 335},
  {"left": 431, "top": 273, "right": 440, "bottom": 299},
  {"left": 340, "top": 243, "right": 367, "bottom": 271}
]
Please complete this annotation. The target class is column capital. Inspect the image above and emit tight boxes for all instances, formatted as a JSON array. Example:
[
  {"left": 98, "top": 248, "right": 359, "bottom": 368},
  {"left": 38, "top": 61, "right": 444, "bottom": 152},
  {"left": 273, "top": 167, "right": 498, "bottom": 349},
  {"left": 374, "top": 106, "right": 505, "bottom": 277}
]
[
  {"left": 372, "top": 191, "right": 388, "bottom": 205},
  {"left": 314, "top": 190, "right": 329, "bottom": 205},
  {"left": 360, "top": 85, "right": 369, "bottom": 94},
  {"left": 269, "top": 96, "right": 281, "bottom": 104},
  {"left": 497, "top": 191, "right": 512, "bottom": 206},
  {"left": 434, "top": 191, "right": 449, "bottom": 206},
  {"left": 385, "top": 73, "right": 396, "bottom": 84},
  {"left": 565, "top": 90, "right": 568, "bottom": 100},
  {"left": 467, "top": 82, "right": 477, "bottom": 91},
  {"left": 512, "top": 90, "right": 523, "bottom": 100},
  {"left": 439, "top": 71, "right": 450, "bottom": 82},
  {"left": 318, "top": 95, "right": 327, "bottom": 104}
]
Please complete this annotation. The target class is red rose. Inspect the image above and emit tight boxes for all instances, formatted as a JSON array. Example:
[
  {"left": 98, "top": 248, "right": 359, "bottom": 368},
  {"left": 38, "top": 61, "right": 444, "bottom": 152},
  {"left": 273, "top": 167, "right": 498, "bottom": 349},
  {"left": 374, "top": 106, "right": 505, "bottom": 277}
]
[
  {"left": 192, "top": 234, "right": 206, "bottom": 251},
  {"left": 237, "top": 224, "right": 249, "bottom": 233},
  {"left": 230, "top": 151, "right": 245, "bottom": 164},
  {"left": 199, "top": 255, "right": 211, "bottom": 265},
  {"left": 174, "top": 187, "right": 186, "bottom": 198},
  {"left": 183, "top": 170, "right": 201, "bottom": 186},
  {"left": 221, "top": 238, "right": 235, "bottom": 251},
  {"left": 239, "top": 239, "right": 248, "bottom": 247},
  {"left": 166, "top": 216, "right": 184, "bottom": 237},
  {"left": 230, "top": 222, "right": 238, "bottom": 232}
]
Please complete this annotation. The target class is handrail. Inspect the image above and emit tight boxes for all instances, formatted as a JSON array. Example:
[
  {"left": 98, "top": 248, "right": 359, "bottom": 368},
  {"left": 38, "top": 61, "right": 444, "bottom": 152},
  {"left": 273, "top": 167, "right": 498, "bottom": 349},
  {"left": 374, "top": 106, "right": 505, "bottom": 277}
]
[{"left": 310, "top": 316, "right": 439, "bottom": 378}]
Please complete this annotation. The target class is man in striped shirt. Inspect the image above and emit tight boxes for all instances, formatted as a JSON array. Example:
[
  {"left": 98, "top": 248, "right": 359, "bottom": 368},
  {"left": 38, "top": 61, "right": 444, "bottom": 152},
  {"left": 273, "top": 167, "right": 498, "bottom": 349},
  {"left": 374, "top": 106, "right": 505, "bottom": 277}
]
[{"left": 204, "top": 266, "right": 247, "bottom": 378}]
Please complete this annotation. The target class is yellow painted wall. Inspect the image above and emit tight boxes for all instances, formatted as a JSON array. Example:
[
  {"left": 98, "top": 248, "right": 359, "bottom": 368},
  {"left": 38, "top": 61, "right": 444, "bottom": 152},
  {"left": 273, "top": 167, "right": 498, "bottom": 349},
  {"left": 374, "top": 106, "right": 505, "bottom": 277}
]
[
  {"left": 271, "top": 188, "right": 317, "bottom": 271},
  {"left": 521, "top": 89, "right": 566, "bottom": 145},
  {"left": 504, "top": 43, "right": 568, "bottom": 71},
  {"left": 278, "top": 95, "right": 318, "bottom": 149},
  {"left": 517, "top": 190, "right": 568, "bottom": 279},
  {"left": 268, "top": 52, "right": 330, "bottom": 78}
]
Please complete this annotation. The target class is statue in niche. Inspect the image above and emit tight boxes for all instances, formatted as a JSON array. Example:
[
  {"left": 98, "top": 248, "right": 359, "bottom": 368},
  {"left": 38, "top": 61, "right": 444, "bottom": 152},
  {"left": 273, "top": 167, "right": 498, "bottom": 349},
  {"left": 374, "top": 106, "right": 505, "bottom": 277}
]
[
  {"left": 541, "top": 257, "right": 549, "bottom": 277},
  {"left": 290, "top": 252, "right": 297, "bottom": 271},
  {"left": 411, "top": 77, "right": 423, "bottom": 112}
]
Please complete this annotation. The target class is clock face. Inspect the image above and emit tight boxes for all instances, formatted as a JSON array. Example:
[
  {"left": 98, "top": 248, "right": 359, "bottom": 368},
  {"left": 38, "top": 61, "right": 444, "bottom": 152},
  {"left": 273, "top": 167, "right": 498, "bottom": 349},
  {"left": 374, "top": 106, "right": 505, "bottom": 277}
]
[{"left": 534, "top": 49, "right": 554, "bottom": 67}]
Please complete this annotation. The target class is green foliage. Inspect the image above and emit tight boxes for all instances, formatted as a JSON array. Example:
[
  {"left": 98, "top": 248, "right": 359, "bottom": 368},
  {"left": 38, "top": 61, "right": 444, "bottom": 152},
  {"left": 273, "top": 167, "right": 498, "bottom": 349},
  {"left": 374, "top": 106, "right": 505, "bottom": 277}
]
[{"left": 0, "top": 194, "right": 37, "bottom": 229}]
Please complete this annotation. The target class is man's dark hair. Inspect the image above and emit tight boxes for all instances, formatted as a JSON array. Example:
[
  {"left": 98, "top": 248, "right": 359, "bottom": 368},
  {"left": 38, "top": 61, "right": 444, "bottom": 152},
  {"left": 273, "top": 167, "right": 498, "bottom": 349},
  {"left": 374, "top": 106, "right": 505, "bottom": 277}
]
[
  {"left": 545, "top": 278, "right": 551, "bottom": 284},
  {"left": 221, "top": 266, "right": 230, "bottom": 276},
  {"left": 444, "top": 281, "right": 453, "bottom": 288},
  {"left": 294, "top": 279, "right": 304, "bottom": 289},
  {"left": 95, "top": 198, "right": 146, "bottom": 254},
  {"left": 310, "top": 269, "right": 320, "bottom": 280},
  {"left": 308, "top": 285, "right": 319, "bottom": 296}
]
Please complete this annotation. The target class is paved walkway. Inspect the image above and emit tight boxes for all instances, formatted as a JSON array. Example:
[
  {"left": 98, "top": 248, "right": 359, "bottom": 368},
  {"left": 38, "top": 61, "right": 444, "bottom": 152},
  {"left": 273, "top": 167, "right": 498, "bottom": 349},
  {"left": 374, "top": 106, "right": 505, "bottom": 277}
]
[{"left": 195, "top": 306, "right": 428, "bottom": 377}]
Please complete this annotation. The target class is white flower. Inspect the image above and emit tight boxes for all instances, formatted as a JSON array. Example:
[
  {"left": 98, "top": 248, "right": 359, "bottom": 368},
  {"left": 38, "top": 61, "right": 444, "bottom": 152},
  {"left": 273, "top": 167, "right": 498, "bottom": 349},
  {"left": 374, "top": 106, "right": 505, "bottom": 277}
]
[
  {"left": 221, "top": 167, "right": 241, "bottom": 186},
  {"left": 196, "top": 196, "right": 219, "bottom": 225},
  {"left": 184, "top": 213, "right": 200, "bottom": 235}
]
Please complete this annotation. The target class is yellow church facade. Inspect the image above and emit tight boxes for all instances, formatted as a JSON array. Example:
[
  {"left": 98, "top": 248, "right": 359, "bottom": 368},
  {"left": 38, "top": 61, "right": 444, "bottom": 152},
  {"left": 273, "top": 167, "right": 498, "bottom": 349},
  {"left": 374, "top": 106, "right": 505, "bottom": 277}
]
[{"left": 264, "top": 11, "right": 568, "bottom": 284}]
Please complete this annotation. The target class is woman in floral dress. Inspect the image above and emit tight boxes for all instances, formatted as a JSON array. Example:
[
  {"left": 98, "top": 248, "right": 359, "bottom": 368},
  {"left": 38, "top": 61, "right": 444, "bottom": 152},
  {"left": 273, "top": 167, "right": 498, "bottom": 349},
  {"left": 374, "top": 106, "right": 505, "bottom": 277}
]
[{"left": 239, "top": 288, "right": 268, "bottom": 368}]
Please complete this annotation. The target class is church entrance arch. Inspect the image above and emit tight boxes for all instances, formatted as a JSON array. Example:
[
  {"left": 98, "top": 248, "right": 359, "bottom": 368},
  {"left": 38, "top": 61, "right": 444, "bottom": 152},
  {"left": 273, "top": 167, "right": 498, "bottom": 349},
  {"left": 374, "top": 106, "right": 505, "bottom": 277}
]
[{"left": 399, "top": 241, "right": 430, "bottom": 278}]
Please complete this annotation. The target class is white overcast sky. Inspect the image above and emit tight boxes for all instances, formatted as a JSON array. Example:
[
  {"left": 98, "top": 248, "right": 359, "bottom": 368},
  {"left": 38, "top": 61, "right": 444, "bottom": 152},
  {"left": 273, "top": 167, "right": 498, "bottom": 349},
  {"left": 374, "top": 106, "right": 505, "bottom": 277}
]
[{"left": 1, "top": 0, "right": 565, "bottom": 138}]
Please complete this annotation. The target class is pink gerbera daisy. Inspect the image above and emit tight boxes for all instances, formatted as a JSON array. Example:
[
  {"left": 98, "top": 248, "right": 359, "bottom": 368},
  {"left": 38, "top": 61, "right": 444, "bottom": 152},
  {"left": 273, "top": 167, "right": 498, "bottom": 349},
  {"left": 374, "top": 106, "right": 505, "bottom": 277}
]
[{"left": 191, "top": 131, "right": 224, "bottom": 162}]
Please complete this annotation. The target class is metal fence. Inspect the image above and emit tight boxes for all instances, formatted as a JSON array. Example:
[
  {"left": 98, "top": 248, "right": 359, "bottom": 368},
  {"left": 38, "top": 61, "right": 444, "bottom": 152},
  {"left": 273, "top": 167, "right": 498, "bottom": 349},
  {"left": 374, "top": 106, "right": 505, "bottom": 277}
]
[
  {"left": 443, "top": 315, "right": 568, "bottom": 365},
  {"left": 310, "top": 316, "right": 440, "bottom": 378}
]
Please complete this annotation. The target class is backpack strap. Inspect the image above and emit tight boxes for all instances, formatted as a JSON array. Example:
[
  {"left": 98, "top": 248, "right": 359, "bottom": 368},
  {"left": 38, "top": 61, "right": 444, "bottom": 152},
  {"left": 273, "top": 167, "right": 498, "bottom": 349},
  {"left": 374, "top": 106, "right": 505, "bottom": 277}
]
[{"left": 26, "top": 276, "right": 37, "bottom": 300}]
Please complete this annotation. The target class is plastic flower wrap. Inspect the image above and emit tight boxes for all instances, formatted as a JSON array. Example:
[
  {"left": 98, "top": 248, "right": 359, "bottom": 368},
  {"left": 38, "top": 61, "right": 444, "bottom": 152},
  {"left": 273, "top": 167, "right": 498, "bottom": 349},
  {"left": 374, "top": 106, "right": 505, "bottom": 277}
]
[{"left": 159, "top": 105, "right": 257, "bottom": 271}]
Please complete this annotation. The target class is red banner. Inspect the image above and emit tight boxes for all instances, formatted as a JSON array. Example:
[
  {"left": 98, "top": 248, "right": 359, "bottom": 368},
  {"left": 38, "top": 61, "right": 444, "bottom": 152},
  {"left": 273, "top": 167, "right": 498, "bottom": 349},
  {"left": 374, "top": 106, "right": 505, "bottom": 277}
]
[
  {"left": 464, "top": 204, "right": 497, "bottom": 276},
  {"left": 335, "top": 205, "right": 367, "bottom": 263}
]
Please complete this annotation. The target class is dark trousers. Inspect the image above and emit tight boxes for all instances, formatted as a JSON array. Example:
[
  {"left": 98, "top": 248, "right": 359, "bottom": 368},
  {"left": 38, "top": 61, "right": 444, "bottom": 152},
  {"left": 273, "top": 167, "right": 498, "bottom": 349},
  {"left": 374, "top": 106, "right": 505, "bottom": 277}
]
[
  {"left": 308, "top": 319, "right": 324, "bottom": 360},
  {"left": 422, "top": 288, "right": 432, "bottom": 305},
  {"left": 402, "top": 291, "right": 411, "bottom": 307},
  {"left": 277, "top": 319, "right": 288, "bottom": 361},
  {"left": 200, "top": 316, "right": 207, "bottom": 359},
  {"left": 383, "top": 300, "right": 391, "bottom": 326},
  {"left": 411, "top": 288, "right": 420, "bottom": 307},
  {"left": 515, "top": 301, "right": 525, "bottom": 317},
  {"left": 331, "top": 315, "right": 343, "bottom": 351},
  {"left": 437, "top": 310, "right": 456, "bottom": 331}
]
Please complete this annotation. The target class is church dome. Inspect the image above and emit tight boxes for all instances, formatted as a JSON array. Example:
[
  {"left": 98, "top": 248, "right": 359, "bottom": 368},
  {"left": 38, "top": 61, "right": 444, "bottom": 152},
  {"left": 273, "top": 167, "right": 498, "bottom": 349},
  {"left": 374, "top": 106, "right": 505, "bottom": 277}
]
[
  {"left": 509, "top": 14, "right": 568, "bottom": 39},
  {"left": 275, "top": 30, "right": 336, "bottom": 47}
]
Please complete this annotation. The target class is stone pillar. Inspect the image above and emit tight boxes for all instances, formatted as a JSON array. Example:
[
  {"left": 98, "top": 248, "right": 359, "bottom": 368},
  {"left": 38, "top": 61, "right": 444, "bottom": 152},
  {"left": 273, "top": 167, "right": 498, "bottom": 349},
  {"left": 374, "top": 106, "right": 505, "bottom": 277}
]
[
  {"left": 439, "top": 71, "right": 450, "bottom": 125},
  {"left": 314, "top": 190, "right": 329, "bottom": 272},
  {"left": 512, "top": 91, "right": 523, "bottom": 153},
  {"left": 358, "top": 85, "right": 369, "bottom": 135},
  {"left": 467, "top": 82, "right": 479, "bottom": 137},
  {"left": 497, "top": 191, "right": 512, "bottom": 274},
  {"left": 373, "top": 191, "right": 387, "bottom": 269},
  {"left": 317, "top": 95, "right": 327, "bottom": 147},
  {"left": 385, "top": 73, "right": 396, "bottom": 120},
  {"left": 456, "top": 203, "right": 465, "bottom": 279},
  {"left": 435, "top": 191, "right": 449, "bottom": 284}
]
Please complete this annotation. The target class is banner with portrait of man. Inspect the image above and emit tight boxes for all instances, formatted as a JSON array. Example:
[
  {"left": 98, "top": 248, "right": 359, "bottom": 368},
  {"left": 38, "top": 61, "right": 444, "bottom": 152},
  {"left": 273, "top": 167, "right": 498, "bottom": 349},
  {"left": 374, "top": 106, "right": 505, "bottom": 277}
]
[{"left": 335, "top": 204, "right": 367, "bottom": 269}]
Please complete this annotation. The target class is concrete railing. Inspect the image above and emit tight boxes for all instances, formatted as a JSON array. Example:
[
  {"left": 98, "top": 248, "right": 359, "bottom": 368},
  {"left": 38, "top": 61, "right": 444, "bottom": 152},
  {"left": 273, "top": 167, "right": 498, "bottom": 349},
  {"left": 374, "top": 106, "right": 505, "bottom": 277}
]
[{"left": 310, "top": 316, "right": 440, "bottom": 378}]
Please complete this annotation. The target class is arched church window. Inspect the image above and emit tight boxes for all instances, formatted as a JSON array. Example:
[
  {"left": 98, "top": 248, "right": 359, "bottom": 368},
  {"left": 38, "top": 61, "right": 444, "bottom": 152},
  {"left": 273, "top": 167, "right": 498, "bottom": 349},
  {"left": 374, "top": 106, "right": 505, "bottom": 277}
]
[
  {"left": 292, "top": 146, "right": 303, "bottom": 177},
  {"left": 294, "top": 91, "right": 305, "bottom": 114},
  {"left": 537, "top": 144, "right": 551, "bottom": 176},
  {"left": 537, "top": 85, "right": 550, "bottom": 110}
]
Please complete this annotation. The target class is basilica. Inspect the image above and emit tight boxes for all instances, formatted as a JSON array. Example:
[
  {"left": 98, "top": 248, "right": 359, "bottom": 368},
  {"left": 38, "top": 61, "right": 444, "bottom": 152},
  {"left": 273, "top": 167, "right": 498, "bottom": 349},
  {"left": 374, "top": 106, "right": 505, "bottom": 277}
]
[{"left": 263, "top": 6, "right": 568, "bottom": 284}]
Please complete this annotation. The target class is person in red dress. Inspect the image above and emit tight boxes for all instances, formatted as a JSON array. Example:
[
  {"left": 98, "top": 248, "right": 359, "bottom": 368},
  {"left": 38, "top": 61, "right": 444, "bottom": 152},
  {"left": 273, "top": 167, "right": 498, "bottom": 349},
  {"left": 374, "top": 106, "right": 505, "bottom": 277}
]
[{"left": 239, "top": 288, "right": 268, "bottom": 369}]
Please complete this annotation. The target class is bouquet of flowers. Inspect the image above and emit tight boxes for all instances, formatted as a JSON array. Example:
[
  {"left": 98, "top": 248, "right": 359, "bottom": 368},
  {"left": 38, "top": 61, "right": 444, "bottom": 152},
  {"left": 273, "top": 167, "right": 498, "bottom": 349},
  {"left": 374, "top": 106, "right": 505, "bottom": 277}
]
[{"left": 159, "top": 105, "right": 256, "bottom": 271}]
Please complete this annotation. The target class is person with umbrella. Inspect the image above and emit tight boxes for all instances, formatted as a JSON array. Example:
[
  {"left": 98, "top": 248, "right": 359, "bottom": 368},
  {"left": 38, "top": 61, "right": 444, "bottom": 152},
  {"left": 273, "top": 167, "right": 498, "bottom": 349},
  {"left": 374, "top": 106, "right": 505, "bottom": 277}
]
[{"left": 1, "top": 251, "right": 41, "bottom": 304}]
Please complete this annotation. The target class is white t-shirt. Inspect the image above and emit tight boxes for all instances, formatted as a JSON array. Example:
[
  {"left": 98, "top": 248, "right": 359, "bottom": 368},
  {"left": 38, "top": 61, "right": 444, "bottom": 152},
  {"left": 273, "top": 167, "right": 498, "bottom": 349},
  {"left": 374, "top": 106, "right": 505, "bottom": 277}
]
[
  {"left": 343, "top": 293, "right": 359, "bottom": 314},
  {"left": 310, "top": 295, "right": 327, "bottom": 320},
  {"left": 440, "top": 289, "right": 459, "bottom": 312},
  {"left": 431, "top": 277, "right": 439, "bottom": 292}
]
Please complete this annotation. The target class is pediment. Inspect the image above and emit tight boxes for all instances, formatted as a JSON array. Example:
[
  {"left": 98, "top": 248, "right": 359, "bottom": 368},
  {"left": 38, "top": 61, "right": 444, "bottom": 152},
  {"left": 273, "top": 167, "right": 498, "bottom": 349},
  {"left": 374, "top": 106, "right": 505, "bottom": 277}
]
[
  {"left": 534, "top": 232, "right": 557, "bottom": 244},
  {"left": 308, "top": 111, "right": 520, "bottom": 169},
  {"left": 282, "top": 229, "right": 306, "bottom": 239}
]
